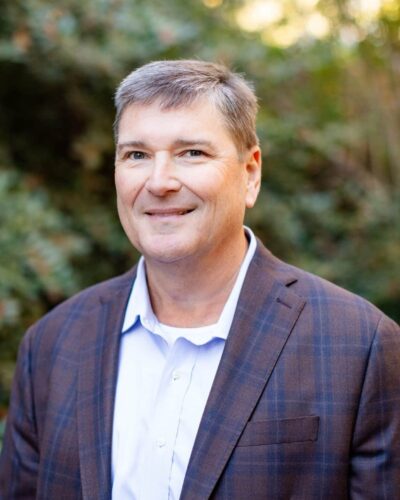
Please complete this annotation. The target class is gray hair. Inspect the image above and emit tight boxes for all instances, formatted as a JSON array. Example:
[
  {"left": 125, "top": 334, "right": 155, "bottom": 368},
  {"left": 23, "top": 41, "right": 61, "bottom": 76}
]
[{"left": 114, "top": 60, "right": 259, "bottom": 153}]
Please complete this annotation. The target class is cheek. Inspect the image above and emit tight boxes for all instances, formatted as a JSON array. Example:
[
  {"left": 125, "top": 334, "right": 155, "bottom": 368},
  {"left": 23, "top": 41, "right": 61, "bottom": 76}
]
[
  {"left": 115, "top": 170, "right": 141, "bottom": 206},
  {"left": 187, "top": 169, "right": 226, "bottom": 199}
]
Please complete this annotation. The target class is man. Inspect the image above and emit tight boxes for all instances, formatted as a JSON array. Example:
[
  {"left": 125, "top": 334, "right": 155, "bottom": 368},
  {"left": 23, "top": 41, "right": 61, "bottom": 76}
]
[{"left": 0, "top": 60, "right": 399, "bottom": 499}]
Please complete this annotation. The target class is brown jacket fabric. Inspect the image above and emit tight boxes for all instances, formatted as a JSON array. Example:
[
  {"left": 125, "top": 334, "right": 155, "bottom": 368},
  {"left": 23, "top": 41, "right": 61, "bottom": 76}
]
[{"left": 1, "top": 241, "right": 400, "bottom": 499}]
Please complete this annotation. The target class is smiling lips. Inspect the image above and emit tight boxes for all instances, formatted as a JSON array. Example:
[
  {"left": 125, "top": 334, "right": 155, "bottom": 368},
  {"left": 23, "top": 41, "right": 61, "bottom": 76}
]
[{"left": 144, "top": 208, "right": 195, "bottom": 217}]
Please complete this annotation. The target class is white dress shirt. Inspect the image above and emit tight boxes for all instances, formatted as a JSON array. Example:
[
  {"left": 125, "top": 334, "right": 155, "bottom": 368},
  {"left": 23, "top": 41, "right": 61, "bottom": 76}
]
[{"left": 111, "top": 228, "right": 256, "bottom": 500}]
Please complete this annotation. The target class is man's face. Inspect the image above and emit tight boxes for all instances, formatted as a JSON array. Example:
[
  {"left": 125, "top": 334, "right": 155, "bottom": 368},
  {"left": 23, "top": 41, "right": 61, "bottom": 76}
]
[{"left": 114, "top": 98, "right": 261, "bottom": 265}]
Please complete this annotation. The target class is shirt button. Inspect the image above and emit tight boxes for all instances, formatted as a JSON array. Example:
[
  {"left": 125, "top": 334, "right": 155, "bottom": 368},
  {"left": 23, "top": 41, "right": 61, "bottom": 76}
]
[
  {"left": 156, "top": 438, "right": 166, "bottom": 448},
  {"left": 172, "top": 370, "right": 181, "bottom": 381}
]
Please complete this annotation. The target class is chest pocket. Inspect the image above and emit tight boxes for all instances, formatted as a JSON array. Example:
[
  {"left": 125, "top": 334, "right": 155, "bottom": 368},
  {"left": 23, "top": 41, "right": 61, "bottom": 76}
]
[{"left": 237, "top": 415, "right": 319, "bottom": 447}]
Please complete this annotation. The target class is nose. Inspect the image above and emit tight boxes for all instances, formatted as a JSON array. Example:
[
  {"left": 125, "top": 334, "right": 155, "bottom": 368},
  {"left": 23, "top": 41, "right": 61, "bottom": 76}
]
[{"left": 145, "top": 153, "right": 182, "bottom": 196}]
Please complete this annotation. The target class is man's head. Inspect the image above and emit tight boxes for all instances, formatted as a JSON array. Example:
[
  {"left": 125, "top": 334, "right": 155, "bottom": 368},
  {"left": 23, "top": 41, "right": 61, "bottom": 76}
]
[
  {"left": 114, "top": 59, "right": 259, "bottom": 155},
  {"left": 114, "top": 60, "right": 261, "bottom": 266}
]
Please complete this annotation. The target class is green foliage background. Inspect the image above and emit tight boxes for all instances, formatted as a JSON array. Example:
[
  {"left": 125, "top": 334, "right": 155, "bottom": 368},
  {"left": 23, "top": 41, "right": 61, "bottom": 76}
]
[{"left": 0, "top": 0, "right": 399, "bottom": 414}]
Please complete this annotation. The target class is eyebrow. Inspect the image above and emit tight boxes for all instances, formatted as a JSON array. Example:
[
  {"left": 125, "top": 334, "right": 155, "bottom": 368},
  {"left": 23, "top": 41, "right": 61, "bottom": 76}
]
[
  {"left": 117, "top": 140, "right": 148, "bottom": 153},
  {"left": 173, "top": 139, "right": 214, "bottom": 149},
  {"left": 116, "top": 138, "right": 215, "bottom": 153}
]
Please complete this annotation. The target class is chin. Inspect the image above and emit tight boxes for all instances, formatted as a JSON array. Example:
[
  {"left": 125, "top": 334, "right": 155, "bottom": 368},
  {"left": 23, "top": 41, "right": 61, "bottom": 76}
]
[
  {"left": 144, "top": 249, "right": 191, "bottom": 265},
  {"left": 139, "top": 237, "right": 194, "bottom": 264}
]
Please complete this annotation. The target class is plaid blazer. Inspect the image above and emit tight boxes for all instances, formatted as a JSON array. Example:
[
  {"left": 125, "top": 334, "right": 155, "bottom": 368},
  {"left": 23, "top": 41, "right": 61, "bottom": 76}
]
[{"left": 1, "top": 241, "right": 400, "bottom": 499}]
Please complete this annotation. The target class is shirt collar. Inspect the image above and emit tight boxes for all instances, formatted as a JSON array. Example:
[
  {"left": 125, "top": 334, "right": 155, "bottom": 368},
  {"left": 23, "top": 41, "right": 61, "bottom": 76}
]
[
  {"left": 121, "top": 226, "right": 257, "bottom": 340},
  {"left": 121, "top": 255, "right": 154, "bottom": 333},
  {"left": 215, "top": 226, "right": 256, "bottom": 339}
]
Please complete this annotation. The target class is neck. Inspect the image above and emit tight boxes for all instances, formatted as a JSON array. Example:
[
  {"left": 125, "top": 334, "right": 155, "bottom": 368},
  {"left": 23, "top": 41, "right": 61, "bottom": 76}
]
[{"left": 144, "top": 231, "right": 249, "bottom": 328}]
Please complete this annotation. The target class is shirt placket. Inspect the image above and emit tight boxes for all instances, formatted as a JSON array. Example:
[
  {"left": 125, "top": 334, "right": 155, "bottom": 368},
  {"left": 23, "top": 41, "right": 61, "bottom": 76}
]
[{"left": 140, "top": 339, "right": 197, "bottom": 500}]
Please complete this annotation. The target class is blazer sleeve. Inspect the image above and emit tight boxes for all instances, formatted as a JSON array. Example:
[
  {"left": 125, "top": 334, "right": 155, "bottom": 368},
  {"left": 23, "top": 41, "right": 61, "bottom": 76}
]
[
  {"left": 0, "top": 328, "right": 39, "bottom": 498},
  {"left": 350, "top": 314, "right": 400, "bottom": 499}
]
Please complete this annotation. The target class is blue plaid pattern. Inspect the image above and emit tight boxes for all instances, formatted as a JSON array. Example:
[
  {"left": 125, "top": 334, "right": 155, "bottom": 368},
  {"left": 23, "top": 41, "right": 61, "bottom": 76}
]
[{"left": 1, "top": 241, "right": 399, "bottom": 499}]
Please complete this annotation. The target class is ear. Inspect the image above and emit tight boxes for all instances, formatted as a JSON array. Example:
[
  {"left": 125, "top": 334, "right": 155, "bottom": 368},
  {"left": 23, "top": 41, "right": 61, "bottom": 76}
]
[{"left": 244, "top": 146, "right": 262, "bottom": 209}]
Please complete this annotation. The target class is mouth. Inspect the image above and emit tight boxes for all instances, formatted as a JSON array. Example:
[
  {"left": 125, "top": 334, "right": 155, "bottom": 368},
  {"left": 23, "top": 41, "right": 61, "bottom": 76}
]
[{"left": 144, "top": 208, "right": 195, "bottom": 217}]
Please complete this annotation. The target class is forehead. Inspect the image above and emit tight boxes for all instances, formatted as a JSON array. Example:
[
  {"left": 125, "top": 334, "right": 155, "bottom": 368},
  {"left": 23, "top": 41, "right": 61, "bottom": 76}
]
[{"left": 117, "top": 98, "right": 234, "bottom": 146}]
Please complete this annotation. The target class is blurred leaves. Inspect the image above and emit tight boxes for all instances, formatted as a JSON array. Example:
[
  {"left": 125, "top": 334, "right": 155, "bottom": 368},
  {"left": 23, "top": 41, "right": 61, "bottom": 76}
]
[
  {"left": 0, "top": 0, "right": 399, "bottom": 407},
  {"left": 0, "top": 168, "right": 89, "bottom": 406}
]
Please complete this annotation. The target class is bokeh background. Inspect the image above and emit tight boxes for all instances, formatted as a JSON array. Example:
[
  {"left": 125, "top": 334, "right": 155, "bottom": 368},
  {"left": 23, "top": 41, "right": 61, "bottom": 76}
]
[{"left": 1, "top": 0, "right": 399, "bottom": 426}]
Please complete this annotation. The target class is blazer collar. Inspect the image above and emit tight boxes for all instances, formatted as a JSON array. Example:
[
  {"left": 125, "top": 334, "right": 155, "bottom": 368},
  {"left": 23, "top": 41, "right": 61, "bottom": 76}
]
[
  {"left": 77, "top": 267, "right": 137, "bottom": 500},
  {"left": 181, "top": 240, "right": 307, "bottom": 499}
]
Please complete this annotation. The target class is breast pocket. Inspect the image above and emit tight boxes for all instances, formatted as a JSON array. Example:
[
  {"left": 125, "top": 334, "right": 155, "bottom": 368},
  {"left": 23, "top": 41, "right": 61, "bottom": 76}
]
[{"left": 237, "top": 415, "right": 319, "bottom": 447}]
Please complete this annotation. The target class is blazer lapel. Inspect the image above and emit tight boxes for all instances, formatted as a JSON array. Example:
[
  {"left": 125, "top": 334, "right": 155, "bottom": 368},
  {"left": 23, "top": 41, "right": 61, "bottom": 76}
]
[
  {"left": 77, "top": 269, "right": 136, "bottom": 500},
  {"left": 181, "top": 244, "right": 306, "bottom": 499}
]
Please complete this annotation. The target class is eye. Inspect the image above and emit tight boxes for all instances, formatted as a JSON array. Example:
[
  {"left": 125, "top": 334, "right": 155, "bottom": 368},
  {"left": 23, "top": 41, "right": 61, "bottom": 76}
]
[
  {"left": 185, "top": 150, "right": 205, "bottom": 157},
  {"left": 129, "top": 151, "right": 147, "bottom": 160}
]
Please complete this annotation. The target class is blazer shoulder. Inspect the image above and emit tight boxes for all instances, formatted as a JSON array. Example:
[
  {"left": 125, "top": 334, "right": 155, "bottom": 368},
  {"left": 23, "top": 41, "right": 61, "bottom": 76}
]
[
  {"left": 254, "top": 240, "right": 397, "bottom": 332},
  {"left": 47, "top": 266, "right": 136, "bottom": 315},
  {"left": 292, "top": 265, "right": 382, "bottom": 319},
  {"left": 23, "top": 266, "right": 137, "bottom": 348}
]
